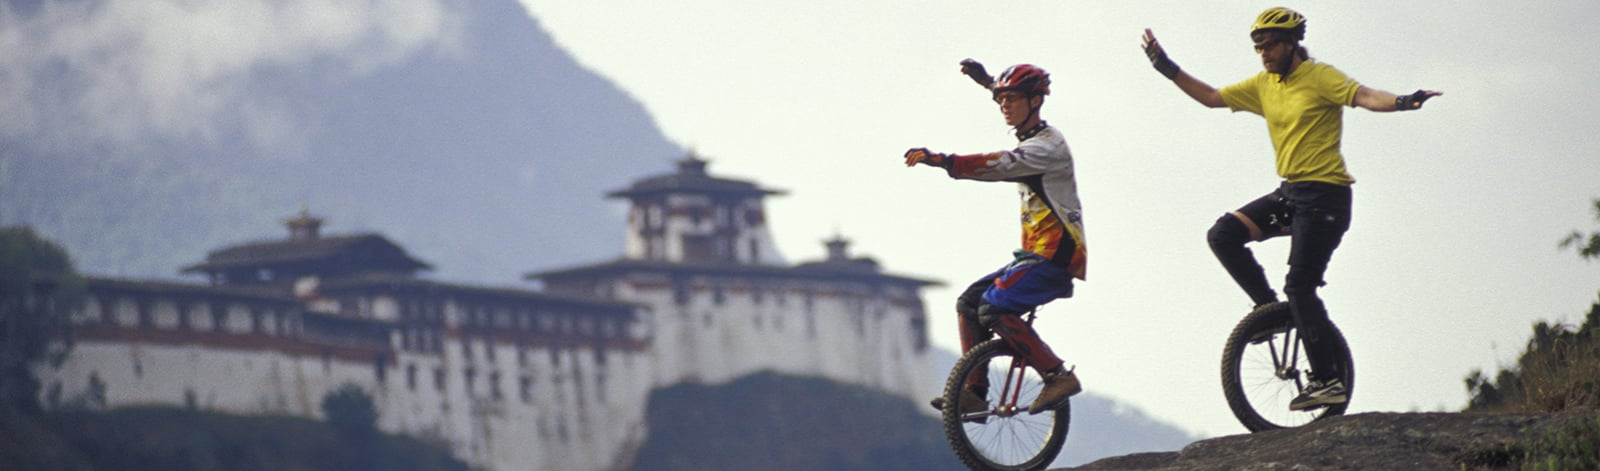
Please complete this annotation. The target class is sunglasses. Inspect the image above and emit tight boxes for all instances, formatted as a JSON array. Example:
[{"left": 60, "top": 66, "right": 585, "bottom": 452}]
[{"left": 1253, "top": 38, "right": 1284, "bottom": 53}]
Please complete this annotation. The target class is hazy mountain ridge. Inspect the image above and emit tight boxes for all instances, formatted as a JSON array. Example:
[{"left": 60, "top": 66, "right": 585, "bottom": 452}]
[
  {"left": 630, "top": 370, "right": 1200, "bottom": 470},
  {"left": 1, "top": 1, "right": 1207, "bottom": 467},
  {"left": 0, "top": 0, "right": 679, "bottom": 283}
]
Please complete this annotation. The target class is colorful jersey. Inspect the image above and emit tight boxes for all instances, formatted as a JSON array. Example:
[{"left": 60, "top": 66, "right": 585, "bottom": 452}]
[
  {"left": 1219, "top": 60, "right": 1362, "bottom": 186},
  {"left": 945, "top": 124, "right": 1087, "bottom": 280}
]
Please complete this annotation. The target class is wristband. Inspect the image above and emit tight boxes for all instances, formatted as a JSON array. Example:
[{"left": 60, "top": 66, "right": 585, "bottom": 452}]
[{"left": 1146, "top": 47, "right": 1181, "bottom": 80}]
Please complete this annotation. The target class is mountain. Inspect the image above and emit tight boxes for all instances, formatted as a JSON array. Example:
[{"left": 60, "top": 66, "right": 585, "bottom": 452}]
[
  {"left": 626, "top": 372, "right": 966, "bottom": 471},
  {"left": 0, "top": 0, "right": 680, "bottom": 284},
  {"left": 628, "top": 368, "right": 1198, "bottom": 471},
  {"left": 4, "top": 3, "right": 1204, "bottom": 468},
  {"left": 0, "top": 406, "right": 475, "bottom": 471}
]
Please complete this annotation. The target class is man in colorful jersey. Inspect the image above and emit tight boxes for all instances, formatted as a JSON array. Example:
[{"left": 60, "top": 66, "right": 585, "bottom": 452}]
[
  {"left": 1141, "top": 7, "right": 1441, "bottom": 410},
  {"left": 905, "top": 61, "right": 1087, "bottom": 415}
]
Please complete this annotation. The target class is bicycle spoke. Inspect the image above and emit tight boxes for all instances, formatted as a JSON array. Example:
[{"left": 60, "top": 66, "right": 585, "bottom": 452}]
[
  {"left": 943, "top": 339, "right": 1069, "bottom": 470},
  {"left": 1223, "top": 303, "right": 1352, "bottom": 432},
  {"left": 1240, "top": 330, "right": 1317, "bottom": 427}
]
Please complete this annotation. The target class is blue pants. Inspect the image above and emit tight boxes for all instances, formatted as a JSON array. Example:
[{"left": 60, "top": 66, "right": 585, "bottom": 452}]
[{"left": 954, "top": 252, "right": 1074, "bottom": 376}]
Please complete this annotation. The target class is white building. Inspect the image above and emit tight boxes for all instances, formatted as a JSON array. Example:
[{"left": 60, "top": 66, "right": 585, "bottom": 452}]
[
  {"left": 39, "top": 156, "right": 938, "bottom": 471},
  {"left": 532, "top": 157, "right": 938, "bottom": 398}
]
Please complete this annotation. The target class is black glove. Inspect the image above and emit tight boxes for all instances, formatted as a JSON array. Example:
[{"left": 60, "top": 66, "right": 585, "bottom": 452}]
[
  {"left": 1394, "top": 90, "right": 1433, "bottom": 111},
  {"left": 1141, "top": 31, "right": 1181, "bottom": 80},
  {"left": 960, "top": 58, "right": 994, "bottom": 89},
  {"left": 904, "top": 148, "right": 950, "bottom": 168}
]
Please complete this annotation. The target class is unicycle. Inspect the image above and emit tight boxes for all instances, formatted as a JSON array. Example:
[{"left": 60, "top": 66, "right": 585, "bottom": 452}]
[
  {"left": 1220, "top": 302, "right": 1353, "bottom": 432},
  {"left": 940, "top": 312, "right": 1070, "bottom": 471}
]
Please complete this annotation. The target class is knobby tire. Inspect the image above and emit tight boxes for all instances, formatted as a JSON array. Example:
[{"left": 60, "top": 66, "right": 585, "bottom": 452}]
[
  {"left": 1220, "top": 302, "right": 1354, "bottom": 432},
  {"left": 941, "top": 339, "right": 1070, "bottom": 471}
]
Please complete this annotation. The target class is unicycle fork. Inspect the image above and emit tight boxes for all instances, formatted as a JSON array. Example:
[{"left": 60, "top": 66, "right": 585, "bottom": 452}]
[{"left": 942, "top": 311, "right": 1069, "bottom": 471}]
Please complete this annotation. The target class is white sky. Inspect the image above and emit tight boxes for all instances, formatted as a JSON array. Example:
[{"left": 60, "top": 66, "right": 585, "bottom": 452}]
[{"left": 517, "top": 0, "right": 1600, "bottom": 437}]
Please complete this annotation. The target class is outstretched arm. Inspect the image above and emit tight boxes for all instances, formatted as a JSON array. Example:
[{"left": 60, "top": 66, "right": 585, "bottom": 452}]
[
  {"left": 959, "top": 58, "right": 995, "bottom": 90},
  {"left": 1143, "top": 29, "right": 1226, "bottom": 108},
  {"left": 1353, "top": 86, "right": 1443, "bottom": 112},
  {"left": 1171, "top": 71, "right": 1227, "bottom": 109}
]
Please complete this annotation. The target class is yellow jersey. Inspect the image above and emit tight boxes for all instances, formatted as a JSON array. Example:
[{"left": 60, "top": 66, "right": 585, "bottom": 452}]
[{"left": 1219, "top": 61, "right": 1362, "bottom": 186}]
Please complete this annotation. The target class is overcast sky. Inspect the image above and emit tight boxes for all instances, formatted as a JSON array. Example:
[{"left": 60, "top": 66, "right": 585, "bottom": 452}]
[
  {"left": 516, "top": 0, "right": 1600, "bottom": 437},
  {"left": 7, "top": 0, "right": 1598, "bottom": 440}
]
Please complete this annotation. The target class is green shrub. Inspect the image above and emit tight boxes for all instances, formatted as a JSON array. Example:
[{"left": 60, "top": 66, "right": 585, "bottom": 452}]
[
  {"left": 1466, "top": 301, "right": 1600, "bottom": 413},
  {"left": 1520, "top": 410, "right": 1600, "bottom": 471}
]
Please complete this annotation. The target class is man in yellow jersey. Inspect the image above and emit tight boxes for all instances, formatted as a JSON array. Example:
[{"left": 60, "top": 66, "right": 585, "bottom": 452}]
[
  {"left": 1140, "top": 7, "right": 1441, "bottom": 411},
  {"left": 906, "top": 60, "right": 1086, "bottom": 416}
]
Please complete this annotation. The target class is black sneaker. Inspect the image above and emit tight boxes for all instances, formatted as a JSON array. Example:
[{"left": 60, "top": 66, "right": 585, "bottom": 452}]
[{"left": 1289, "top": 377, "right": 1347, "bottom": 411}]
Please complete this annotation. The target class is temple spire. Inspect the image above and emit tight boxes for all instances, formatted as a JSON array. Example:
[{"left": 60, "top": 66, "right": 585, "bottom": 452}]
[{"left": 285, "top": 205, "right": 324, "bottom": 242}]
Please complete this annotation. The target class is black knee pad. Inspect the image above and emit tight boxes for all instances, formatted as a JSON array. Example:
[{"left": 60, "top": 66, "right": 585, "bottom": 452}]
[
  {"left": 956, "top": 279, "right": 989, "bottom": 319},
  {"left": 975, "top": 304, "right": 1021, "bottom": 330},
  {"left": 1283, "top": 266, "right": 1328, "bottom": 296},
  {"left": 956, "top": 297, "right": 980, "bottom": 321},
  {"left": 1208, "top": 214, "right": 1251, "bottom": 248}
]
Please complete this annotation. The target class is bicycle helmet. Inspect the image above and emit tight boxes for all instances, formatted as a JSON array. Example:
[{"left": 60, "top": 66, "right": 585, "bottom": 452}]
[
  {"left": 1251, "top": 7, "right": 1306, "bottom": 40},
  {"left": 992, "top": 64, "right": 1051, "bottom": 98}
]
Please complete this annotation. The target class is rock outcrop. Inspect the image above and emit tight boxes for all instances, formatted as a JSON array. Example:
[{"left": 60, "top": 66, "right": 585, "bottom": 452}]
[{"left": 1066, "top": 411, "right": 1567, "bottom": 470}]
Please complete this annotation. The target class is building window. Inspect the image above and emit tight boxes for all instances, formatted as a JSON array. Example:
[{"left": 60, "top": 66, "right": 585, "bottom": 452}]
[
  {"left": 683, "top": 235, "right": 715, "bottom": 262},
  {"left": 406, "top": 364, "right": 418, "bottom": 391},
  {"left": 211, "top": 306, "right": 226, "bottom": 332},
  {"left": 490, "top": 372, "right": 503, "bottom": 401},
  {"left": 673, "top": 279, "right": 691, "bottom": 306},
  {"left": 520, "top": 376, "right": 533, "bottom": 404},
  {"left": 433, "top": 368, "right": 446, "bottom": 392}
]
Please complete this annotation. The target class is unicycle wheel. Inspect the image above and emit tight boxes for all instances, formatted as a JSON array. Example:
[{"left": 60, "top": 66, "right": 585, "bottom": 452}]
[{"left": 941, "top": 339, "right": 1070, "bottom": 470}]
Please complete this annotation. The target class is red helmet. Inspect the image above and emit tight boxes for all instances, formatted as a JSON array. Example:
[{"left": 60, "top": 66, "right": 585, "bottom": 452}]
[{"left": 993, "top": 64, "right": 1051, "bottom": 98}]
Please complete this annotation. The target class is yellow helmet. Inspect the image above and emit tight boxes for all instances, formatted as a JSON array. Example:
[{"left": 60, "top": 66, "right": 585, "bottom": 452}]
[{"left": 1251, "top": 7, "right": 1306, "bottom": 37}]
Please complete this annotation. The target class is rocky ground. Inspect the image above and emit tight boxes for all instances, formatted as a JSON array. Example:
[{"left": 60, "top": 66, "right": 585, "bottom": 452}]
[{"left": 1062, "top": 411, "right": 1572, "bottom": 470}]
